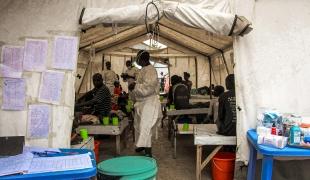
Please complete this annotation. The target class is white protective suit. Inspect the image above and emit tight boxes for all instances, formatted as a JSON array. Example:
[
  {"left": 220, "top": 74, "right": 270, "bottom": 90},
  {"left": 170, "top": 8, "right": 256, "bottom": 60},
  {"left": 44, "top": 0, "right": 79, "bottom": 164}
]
[
  {"left": 132, "top": 65, "right": 162, "bottom": 148},
  {"left": 102, "top": 69, "right": 118, "bottom": 94}
]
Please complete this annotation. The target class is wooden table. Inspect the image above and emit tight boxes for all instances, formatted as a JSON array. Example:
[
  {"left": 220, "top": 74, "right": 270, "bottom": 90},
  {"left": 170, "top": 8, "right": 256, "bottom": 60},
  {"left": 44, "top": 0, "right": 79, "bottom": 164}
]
[
  {"left": 78, "top": 118, "right": 129, "bottom": 155},
  {"left": 71, "top": 136, "right": 94, "bottom": 150},
  {"left": 194, "top": 124, "right": 236, "bottom": 180},
  {"left": 166, "top": 108, "right": 209, "bottom": 158}
]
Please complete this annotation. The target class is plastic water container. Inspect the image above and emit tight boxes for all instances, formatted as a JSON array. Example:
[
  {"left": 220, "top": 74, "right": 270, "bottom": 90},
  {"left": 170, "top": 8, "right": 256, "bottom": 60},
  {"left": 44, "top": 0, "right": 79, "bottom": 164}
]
[
  {"left": 97, "top": 156, "right": 157, "bottom": 180},
  {"left": 290, "top": 125, "right": 301, "bottom": 145},
  {"left": 212, "top": 152, "right": 235, "bottom": 180}
]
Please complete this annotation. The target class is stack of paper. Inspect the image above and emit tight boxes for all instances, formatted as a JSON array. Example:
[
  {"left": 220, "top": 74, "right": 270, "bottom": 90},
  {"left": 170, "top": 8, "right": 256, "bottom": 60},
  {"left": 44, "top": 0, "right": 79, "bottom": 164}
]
[
  {"left": 0, "top": 153, "right": 33, "bottom": 176},
  {"left": 28, "top": 154, "right": 92, "bottom": 173}
]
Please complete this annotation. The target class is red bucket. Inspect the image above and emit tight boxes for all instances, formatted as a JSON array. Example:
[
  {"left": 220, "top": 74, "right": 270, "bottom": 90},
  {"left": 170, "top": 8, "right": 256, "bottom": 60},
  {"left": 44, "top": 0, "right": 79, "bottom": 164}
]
[
  {"left": 212, "top": 152, "right": 236, "bottom": 180},
  {"left": 94, "top": 140, "right": 100, "bottom": 163}
]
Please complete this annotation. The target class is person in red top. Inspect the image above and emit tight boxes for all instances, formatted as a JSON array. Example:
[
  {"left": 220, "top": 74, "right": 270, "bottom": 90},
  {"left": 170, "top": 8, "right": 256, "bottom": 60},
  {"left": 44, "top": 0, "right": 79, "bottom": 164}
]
[{"left": 112, "top": 80, "right": 122, "bottom": 110}]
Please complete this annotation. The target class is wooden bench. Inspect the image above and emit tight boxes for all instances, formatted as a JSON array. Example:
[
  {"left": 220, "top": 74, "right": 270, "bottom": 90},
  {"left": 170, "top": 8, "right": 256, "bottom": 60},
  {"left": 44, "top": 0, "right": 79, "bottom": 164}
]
[
  {"left": 194, "top": 124, "right": 236, "bottom": 180},
  {"left": 77, "top": 118, "right": 129, "bottom": 155},
  {"left": 166, "top": 108, "right": 210, "bottom": 158}
]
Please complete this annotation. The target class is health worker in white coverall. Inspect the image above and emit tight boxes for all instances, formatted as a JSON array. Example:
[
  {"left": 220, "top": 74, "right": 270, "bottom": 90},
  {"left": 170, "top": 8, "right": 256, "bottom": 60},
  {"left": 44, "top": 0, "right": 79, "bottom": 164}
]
[{"left": 128, "top": 50, "right": 162, "bottom": 157}]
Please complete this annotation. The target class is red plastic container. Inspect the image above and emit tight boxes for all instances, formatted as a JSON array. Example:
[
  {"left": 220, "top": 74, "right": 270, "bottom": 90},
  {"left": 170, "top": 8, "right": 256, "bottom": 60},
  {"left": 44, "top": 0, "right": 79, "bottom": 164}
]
[
  {"left": 212, "top": 152, "right": 236, "bottom": 180},
  {"left": 94, "top": 140, "right": 100, "bottom": 163}
]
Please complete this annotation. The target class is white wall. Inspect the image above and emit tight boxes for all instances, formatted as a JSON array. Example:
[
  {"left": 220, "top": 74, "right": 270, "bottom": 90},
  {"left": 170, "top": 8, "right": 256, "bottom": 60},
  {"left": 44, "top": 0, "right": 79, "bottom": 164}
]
[
  {"left": 0, "top": 0, "right": 84, "bottom": 148},
  {"left": 234, "top": 0, "right": 310, "bottom": 163}
]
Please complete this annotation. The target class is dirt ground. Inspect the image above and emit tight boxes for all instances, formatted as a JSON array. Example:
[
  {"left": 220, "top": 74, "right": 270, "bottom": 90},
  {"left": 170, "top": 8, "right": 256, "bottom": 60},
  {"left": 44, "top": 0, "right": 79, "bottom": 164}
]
[{"left": 96, "top": 123, "right": 214, "bottom": 180}]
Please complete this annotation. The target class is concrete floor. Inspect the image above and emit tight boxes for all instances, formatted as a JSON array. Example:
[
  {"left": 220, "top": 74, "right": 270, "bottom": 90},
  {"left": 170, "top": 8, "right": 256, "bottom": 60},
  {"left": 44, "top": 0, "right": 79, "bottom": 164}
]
[{"left": 96, "top": 124, "right": 214, "bottom": 180}]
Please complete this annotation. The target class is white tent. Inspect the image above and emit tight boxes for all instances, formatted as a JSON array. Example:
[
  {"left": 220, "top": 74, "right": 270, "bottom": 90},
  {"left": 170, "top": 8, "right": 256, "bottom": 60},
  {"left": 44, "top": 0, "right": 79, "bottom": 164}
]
[{"left": 1, "top": 0, "right": 310, "bottom": 179}]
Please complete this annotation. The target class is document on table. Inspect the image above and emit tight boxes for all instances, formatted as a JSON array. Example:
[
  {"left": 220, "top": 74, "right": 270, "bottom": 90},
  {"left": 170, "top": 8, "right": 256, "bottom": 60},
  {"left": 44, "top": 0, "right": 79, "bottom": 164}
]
[
  {"left": 23, "top": 146, "right": 61, "bottom": 154},
  {"left": 0, "top": 153, "right": 33, "bottom": 176},
  {"left": 28, "top": 153, "right": 92, "bottom": 173}
]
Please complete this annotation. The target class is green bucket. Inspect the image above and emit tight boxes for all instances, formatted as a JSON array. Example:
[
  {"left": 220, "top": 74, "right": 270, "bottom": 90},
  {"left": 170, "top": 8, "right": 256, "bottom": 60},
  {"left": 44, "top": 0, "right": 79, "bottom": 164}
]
[{"left": 97, "top": 156, "right": 157, "bottom": 179}]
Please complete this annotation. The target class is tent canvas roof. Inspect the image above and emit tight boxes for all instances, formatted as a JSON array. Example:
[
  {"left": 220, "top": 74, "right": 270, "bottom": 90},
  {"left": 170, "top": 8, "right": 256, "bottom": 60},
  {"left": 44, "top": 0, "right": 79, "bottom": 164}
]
[{"left": 79, "top": 18, "right": 233, "bottom": 56}]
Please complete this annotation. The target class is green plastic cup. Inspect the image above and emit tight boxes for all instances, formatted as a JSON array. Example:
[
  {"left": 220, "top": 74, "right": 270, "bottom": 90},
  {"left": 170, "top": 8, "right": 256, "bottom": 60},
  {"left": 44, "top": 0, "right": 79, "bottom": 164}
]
[
  {"left": 103, "top": 117, "right": 110, "bottom": 125},
  {"left": 112, "top": 117, "right": 119, "bottom": 126},
  {"left": 80, "top": 128, "right": 88, "bottom": 141},
  {"left": 170, "top": 104, "right": 175, "bottom": 110},
  {"left": 182, "top": 123, "right": 189, "bottom": 131}
]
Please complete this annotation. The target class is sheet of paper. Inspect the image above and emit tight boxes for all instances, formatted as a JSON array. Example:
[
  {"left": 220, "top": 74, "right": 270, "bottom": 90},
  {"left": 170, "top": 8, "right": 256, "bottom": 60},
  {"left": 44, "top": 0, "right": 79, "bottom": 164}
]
[
  {"left": 0, "top": 152, "right": 33, "bottom": 176},
  {"left": 27, "top": 105, "right": 50, "bottom": 138},
  {"left": 23, "top": 146, "right": 60, "bottom": 154},
  {"left": 23, "top": 39, "right": 48, "bottom": 72},
  {"left": 28, "top": 153, "right": 92, "bottom": 174},
  {"left": 52, "top": 36, "right": 78, "bottom": 70},
  {"left": 0, "top": 46, "right": 24, "bottom": 78},
  {"left": 2, "top": 78, "right": 26, "bottom": 110},
  {"left": 38, "top": 70, "right": 65, "bottom": 104}
]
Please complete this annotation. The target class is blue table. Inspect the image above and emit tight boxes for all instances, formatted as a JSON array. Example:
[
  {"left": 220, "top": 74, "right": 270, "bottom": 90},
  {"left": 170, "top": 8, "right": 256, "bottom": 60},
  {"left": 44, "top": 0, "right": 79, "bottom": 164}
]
[
  {"left": 247, "top": 129, "right": 310, "bottom": 180},
  {"left": 1, "top": 148, "right": 97, "bottom": 180}
]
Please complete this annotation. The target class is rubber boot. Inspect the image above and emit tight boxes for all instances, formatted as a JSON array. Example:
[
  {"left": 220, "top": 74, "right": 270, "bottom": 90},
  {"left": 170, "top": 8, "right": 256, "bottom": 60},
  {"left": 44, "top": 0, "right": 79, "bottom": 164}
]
[
  {"left": 145, "top": 147, "right": 152, "bottom": 157},
  {"left": 135, "top": 147, "right": 145, "bottom": 153}
]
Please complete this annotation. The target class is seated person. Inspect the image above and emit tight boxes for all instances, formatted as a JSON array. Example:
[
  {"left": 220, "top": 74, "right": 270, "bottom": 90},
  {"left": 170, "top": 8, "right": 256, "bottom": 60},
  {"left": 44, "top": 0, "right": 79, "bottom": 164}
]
[
  {"left": 217, "top": 74, "right": 236, "bottom": 136},
  {"left": 208, "top": 85, "right": 224, "bottom": 123},
  {"left": 74, "top": 73, "right": 111, "bottom": 125},
  {"left": 167, "top": 75, "right": 190, "bottom": 110},
  {"left": 167, "top": 75, "right": 191, "bottom": 124},
  {"left": 112, "top": 80, "right": 123, "bottom": 110}
]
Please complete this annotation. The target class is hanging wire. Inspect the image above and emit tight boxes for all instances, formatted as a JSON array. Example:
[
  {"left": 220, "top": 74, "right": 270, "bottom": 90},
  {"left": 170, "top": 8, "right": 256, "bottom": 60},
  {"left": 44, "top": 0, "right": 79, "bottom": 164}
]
[{"left": 145, "top": 0, "right": 160, "bottom": 48}]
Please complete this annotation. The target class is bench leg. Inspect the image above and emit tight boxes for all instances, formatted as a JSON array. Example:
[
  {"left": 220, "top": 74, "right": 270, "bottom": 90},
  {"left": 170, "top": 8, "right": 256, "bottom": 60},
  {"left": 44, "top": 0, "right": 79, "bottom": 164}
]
[
  {"left": 262, "top": 155, "right": 273, "bottom": 180},
  {"left": 196, "top": 145, "right": 202, "bottom": 180},
  {"left": 168, "top": 117, "right": 172, "bottom": 140},
  {"left": 116, "top": 135, "right": 121, "bottom": 155},
  {"left": 247, "top": 144, "right": 257, "bottom": 180}
]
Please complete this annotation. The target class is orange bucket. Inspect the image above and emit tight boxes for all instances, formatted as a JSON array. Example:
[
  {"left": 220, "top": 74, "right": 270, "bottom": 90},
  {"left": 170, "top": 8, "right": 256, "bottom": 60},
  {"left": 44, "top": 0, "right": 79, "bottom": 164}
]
[
  {"left": 94, "top": 140, "right": 100, "bottom": 163},
  {"left": 212, "top": 152, "right": 235, "bottom": 180}
]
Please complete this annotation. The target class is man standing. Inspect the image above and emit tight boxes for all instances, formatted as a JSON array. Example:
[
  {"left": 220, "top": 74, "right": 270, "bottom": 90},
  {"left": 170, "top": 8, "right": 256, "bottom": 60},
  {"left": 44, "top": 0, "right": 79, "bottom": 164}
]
[
  {"left": 128, "top": 50, "right": 162, "bottom": 157},
  {"left": 183, "top": 72, "right": 193, "bottom": 93},
  {"left": 103, "top": 61, "right": 118, "bottom": 94}
]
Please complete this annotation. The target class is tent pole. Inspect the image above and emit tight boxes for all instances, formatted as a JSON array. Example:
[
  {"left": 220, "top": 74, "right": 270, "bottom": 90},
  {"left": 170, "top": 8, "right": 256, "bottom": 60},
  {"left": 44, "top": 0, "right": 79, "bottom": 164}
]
[
  {"left": 195, "top": 57, "right": 198, "bottom": 89},
  {"left": 220, "top": 51, "right": 230, "bottom": 75},
  {"left": 208, "top": 56, "right": 213, "bottom": 99},
  {"left": 77, "top": 57, "right": 91, "bottom": 95},
  {"left": 102, "top": 54, "right": 105, "bottom": 71}
]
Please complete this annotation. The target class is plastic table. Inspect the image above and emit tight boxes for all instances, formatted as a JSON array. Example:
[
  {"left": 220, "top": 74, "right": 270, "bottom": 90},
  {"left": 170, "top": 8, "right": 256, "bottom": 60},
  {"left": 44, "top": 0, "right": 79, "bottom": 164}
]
[
  {"left": 247, "top": 129, "right": 310, "bottom": 180},
  {"left": 1, "top": 148, "right": 97, "bottom": 180}
]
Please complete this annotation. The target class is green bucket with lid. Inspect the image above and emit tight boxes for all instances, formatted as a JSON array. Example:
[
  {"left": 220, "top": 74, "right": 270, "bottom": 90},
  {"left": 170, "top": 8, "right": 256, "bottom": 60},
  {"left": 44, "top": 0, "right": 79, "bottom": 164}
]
[{"left": 97, "top": 156, "right": 157, "bottom": 179}]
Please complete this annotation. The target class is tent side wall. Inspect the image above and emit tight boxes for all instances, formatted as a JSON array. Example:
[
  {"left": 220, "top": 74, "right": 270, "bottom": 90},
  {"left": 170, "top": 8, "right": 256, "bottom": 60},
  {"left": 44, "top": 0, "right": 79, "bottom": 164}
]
[
  {"left": 234, "top": 0, "right": 310, "bottom": 164},
  {"left": 210, "top": 48, "right": 234, "bottom": 87},
  {"left": 0, "top": 0, "right": 83, "bottom": 148}
]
